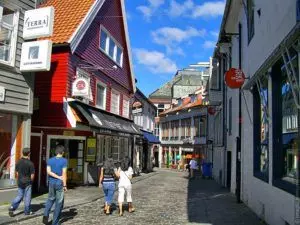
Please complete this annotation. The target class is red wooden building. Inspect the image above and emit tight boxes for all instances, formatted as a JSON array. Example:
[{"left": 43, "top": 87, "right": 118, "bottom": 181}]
[{"left": 31, "top": 0, "right": 140, "bottom": 191}]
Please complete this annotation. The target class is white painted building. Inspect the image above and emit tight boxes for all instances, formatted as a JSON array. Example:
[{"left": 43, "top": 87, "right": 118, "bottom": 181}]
[{"left": 211, "top": 0, "right": 300, "bottom": 224}]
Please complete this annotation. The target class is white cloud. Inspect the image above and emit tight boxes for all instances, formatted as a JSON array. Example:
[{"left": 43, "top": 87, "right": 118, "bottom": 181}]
[
  {"left": 137, "top": 0, "right": 165, "bottom": 21},
  {"left": 192, "top": 1, "right": 225, "bottom": 18},
  {"left": 151, "top": 26, "right": 206, "bottom": 55},
  {"left": 167, "top": 0, "right": 225, "bottom": 18},
  {"left": 133, "top": 48, "right": 178, "bottom": 74},
  {"left": 203, "top": 40, "right": 216, "bottom": 49}
]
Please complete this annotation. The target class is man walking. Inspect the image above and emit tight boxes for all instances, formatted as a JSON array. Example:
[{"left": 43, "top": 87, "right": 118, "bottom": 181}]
[
  {"left": 43, "top": 145, "right": 67, "bottom": 225},
  {"left": 8, "top": 148, "right": 35, "bottom": 216},
  {"left": 189, "top": 157, "right": 198, "bottom": 179}
]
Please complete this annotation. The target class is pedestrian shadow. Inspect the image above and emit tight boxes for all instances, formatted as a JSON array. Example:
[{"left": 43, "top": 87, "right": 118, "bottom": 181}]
[
  {"left": 11, "top": 203, "right": 45, "bottom": 217},
  {"left": 59, "top": 208, "right": 78, "bottom": 223}
]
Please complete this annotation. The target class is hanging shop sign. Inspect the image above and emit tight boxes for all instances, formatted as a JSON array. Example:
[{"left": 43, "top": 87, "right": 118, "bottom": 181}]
[
  {"left": 0, "top": 86, "right": 5, "bottom": 102},
  {"left": 132, "top": 108, "right": 142, "bottom": 114},
  {"left": 20, "top": 40, "right": 52, "bottom": 72},
  {"left": 23, "top": 6, "right": 54, "bottom": 40},
  {"left": 72, "top": 78, "right": 90, "bottom": 98},
  {"left": 224, "top": 68, "right": 246, "bottom": 89},
  {"left": 86, "top": 137, "right": 96, "bottom": 162}
]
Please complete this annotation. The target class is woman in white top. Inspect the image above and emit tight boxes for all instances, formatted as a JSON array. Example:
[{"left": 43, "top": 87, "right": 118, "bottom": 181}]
[{"left": 116, "top": 157, "right": 135, "bottom": 216}]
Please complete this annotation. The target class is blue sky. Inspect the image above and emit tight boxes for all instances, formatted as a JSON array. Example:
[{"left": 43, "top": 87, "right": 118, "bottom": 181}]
[{"left": 125, "top": 0, "right": 224, "bottom": 96}]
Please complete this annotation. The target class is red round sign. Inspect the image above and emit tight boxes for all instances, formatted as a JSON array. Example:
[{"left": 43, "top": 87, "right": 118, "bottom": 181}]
[
  {"left": 76, "top": 80, "right": 86, "bottom": 90},
  {"left": 208, "top": 107, "right": 216, "bottom": 115},
  {"left": 224, "top": 68, "right": 246, "bottom": 89}
]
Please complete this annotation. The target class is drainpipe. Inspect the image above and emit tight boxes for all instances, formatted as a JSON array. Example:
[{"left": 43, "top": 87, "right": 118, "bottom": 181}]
[{"left": 236, "top": 23, "right": 242, "bottom": 203}]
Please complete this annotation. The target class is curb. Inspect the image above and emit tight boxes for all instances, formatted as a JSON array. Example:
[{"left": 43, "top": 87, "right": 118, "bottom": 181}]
[{"left": 0, "top": 171, "right": 158, "bottom": 225}]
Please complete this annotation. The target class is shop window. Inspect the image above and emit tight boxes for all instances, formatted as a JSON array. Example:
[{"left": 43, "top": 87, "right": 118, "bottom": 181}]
[
  {"left": 247, "top": 0, "right": 255, "bottom": 43},
  {"left": 0, "top": 7, "right": 19, "bottom": 66},
  {"left": 253, "top": 76, "right": 269, "bottom": 181},
  {"left": 96, "top": 81, "right": 106, "bottom": 110},
  {"left": 272, "top": 51, "right": 299, "bottom": 194},
  {"left": 0, "top": 113, "right": 13, "bottom": 188},
  {"left": 99, "top": 26, "right": 123, "bottom": 67}
]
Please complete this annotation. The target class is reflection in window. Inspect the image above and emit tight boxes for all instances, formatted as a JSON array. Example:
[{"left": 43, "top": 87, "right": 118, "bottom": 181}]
[{"left": 281, "top": 72, "right": 298, "bottom": 182}]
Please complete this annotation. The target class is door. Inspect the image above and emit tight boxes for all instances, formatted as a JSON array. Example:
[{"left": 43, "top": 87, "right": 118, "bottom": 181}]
[
  {"left": 226, "top": 151, "right": 232, "bottom": 189},
  {"left": 30, "top": 134, "right": 42, "bottom": 192}
]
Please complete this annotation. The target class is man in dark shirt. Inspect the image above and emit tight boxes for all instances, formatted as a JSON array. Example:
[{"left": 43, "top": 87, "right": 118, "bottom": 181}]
[
  {"left": 43, "top": 145, "right": 67, "bottom": 225},
  {"left": 8, "top": 148, "right": 35, "bottom": 217}
]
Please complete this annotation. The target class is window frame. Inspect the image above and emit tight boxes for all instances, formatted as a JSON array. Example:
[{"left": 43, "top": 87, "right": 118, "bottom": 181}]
[
  {"left": 0, "top": 8, "right": 19, "bottom": 67},
  {"left": 110, "top": 89, "right": 120, "bottom": 115},
  {"left": 96, "top": 81, "right": 107, "bottom": 110},
  {"left": 122, "top": 95, "right": 130, "bottom": 118},
  {"left": 99, "top": 25, "right": 123, "bottom": 67},
  {"left": 247, "top": 0, "right": 255, "bottom": 43}
]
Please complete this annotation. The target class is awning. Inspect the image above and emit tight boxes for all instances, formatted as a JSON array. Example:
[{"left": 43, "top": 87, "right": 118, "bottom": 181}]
[
  {"left": 69, "top": 100, "right": 142, "bottom": 135},
  {"left": 142, "top": 130, "right": 160, "bottom": 144},
  {"left": 283, "top": 132, "right": 298, "bottom": 145}
]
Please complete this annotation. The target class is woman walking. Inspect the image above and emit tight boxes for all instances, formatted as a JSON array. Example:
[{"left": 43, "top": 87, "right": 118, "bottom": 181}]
[
  {"left": 117, "top": 157, "right": 135, "bottom": 216},
  {"left": 99, "top": 157, "right": 117, "bottom": 215}
]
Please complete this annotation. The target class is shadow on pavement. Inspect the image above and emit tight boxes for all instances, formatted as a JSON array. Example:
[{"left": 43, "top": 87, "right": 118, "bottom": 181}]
[{"left": 60, "top": 208, "right": 78, "bottom": 223}]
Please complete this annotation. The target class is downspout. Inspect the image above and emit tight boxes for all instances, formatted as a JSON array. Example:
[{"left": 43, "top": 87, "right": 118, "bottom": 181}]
[
  {"left": 222, "top": 56, "right": 227, "bottom": 188},
  {"left": 236, "top": 23, "right": 242, "bottom": 203}
]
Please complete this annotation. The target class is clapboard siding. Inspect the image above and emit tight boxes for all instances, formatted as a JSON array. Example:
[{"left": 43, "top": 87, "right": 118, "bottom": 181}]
[
  {"left": 76, "top": 0, "right": 133, "bottom": 93},
  {"left": 0, "top": 0, "right": 35, "bottom": 114}
]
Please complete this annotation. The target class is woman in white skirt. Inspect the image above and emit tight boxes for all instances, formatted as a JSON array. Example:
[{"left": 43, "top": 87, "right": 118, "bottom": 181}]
[{"left": 117, "top": 157, "right": 135, "bottom": 216}]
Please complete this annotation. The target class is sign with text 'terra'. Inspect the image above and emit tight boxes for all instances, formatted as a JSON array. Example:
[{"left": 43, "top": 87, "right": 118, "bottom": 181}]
[
  {"left": 224, "top": 68, "right": 246, "bottom": 89},
  {"left": 23, "top": 6, "right": 54, "bottom": 40},
  {"left": 20, "top": 40, "right": 52, "bottom": 72}
]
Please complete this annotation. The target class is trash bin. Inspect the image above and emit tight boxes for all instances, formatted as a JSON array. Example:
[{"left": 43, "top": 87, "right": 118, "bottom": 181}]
[{"left": 202, "top": 162, "right": 212, "bottom": 178}]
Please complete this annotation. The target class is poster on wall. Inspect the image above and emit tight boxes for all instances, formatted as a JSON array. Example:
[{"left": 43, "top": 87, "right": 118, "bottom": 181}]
[
  {"left": 86, "top": 137, "right": 96, "bottom": 162},
  {"left": 20, "top": 40, "right": 52, "bottom": 72}
]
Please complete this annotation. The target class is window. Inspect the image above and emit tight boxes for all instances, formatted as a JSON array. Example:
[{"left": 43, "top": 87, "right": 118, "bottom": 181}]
[
  {"left": 0, "top": 7, "right": 19, "bottom": 66},
  {"left": 194, "top": 117, "right": 200, "bottom": 137},
  {"left": 253, "top": 76, "right": 269, "bottom": 181},
  {"left": 272, "top": 51, "right": 299, "bottom": 194},
  {"left": 99, "top": 26, "right": 123, "bottom": 66},
  {"left": 122, "top": 96, "right": 129, "bottom": 118},
  {"left": 181, "top": 118, "right": 191, "bottom": 138},
  {"left": 170, "top": 121, "right": 179, "bottom": 139},
  {"left": 200, "top": 117, "right": 206, "bottom": 137},
  {"left": 162, "top": 122, "right": 169, "bottom": 140},
  {"left": 96, "top": 82, "right": 106, "bottom": 109},
  {"left": 247, "top": 0, "right": 255, "bottom": 43},
  {"left": 111, "top": 90, "right": 120, "bottom": 115},
  {"left": 228, "top": 98, "right": 232, "bottom": 135}
]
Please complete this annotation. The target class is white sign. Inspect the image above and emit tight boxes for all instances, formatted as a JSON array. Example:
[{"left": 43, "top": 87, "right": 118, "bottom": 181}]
[
  {"left": 0, "top": 86, "right": 5, "bottom": 102},
  {"left": 132, "top": 108, "right": 142, "bottom": 114},
  {"left": 72, "top": 78, "right": 90, "bottom": 97},
  {"left": 23, "top": 6, "right": 54, "bottom": 39},
  {"left": 20, "top": 40, "right": 52, "bottom": 72}
]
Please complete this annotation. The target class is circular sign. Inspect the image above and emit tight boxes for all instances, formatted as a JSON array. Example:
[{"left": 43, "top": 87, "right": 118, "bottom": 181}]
[
  {"left": 76, "top": 80, "right": 86, "bottom": 90},
  {"left": 224, "top": 68, "right": 246, "bottom": 89},
  {"left": 208, "top": 107, "right": 216, "bottom": 115}
]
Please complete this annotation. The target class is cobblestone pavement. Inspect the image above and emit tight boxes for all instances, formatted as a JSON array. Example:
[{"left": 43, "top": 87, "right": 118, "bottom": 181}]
[{"left": 13, "top": 169, "right": 264, "bottom": 225}]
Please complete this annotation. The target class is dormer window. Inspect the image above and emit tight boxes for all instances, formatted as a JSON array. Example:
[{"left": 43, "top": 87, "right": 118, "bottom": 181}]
[{"left": 99, "top": 26, "right": 123, "bottom": 67}]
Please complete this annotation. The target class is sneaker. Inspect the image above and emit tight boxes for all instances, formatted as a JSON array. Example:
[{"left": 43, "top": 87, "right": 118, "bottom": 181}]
[
  {"left": 42, "top": 215, "right": 49, "bottom": 224},
  {"left": 24, "top": 211, "right": 34, "bottom": 216},
  {"left": 8, "top": 207, "right": 14, "bottom": 217}
]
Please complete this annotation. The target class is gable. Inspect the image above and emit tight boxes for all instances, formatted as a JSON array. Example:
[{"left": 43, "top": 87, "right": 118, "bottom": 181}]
[{"left": 74, "top": 0, "right": 134, "bottom": 92}]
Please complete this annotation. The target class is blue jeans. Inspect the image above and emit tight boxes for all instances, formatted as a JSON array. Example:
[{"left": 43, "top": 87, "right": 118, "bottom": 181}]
[
  {"left": 44, "top": 182, "right": 64, "bottom": 225},
  {"left": 102, "top": 182, "right": 115, "bottom": 205},
  {"left": 11, "top": 185, "right": 32, "bottom": 214}
]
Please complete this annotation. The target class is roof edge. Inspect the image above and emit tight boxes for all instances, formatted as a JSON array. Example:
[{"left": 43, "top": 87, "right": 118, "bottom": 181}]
[
  {"left": 120, "top": 0, "right": 136, "bottom": 93},
  {"left": 68, "top": 0, "right": 105, "bottom": 52}
]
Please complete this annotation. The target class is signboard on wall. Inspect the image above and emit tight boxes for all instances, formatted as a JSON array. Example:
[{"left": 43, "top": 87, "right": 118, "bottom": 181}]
[
  {"left": 23, "top": 6, "right": 54, "bottom": 39},
  {"left": 0, "top": 86, "right": 5, "bottom": 102},
  {"left": 72, "top": 78, "right": 90, "bottom": 98},
  {"left": 86, "top": 137, "right": 96, "bottom": 162},
  {"left": 20, "top": 40, "right": 52, "bottom": 72}
]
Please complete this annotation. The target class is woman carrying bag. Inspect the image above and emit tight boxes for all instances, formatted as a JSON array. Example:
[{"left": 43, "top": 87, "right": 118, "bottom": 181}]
[{"left": 116, "top": 157, "right": 135, "bottom": 216}]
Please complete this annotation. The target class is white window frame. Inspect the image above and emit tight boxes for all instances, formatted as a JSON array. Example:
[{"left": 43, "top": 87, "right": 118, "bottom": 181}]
[
  {"left": 122, "top": 96, "right": 129, "bottom": 118},
  {"left": 0, "top": 8, "right": 19, "bottom": 67},
  {"left": 96, "top": 81, "right": 106, "bottom": 110},
  {"left": 99, "top": 25, "right": 123, "bottom": 67},
  {"left": 111, "top": 89, "right": 120, "bottom": 115}
]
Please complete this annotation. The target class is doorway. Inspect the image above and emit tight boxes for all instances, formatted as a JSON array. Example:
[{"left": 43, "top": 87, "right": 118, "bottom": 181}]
[{"left": 48, "top": 136, "right": 86, "bottom": 186}]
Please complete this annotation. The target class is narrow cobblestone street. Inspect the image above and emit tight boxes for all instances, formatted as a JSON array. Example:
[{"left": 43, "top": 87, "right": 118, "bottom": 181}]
[{"left": 12, "top": 169, "right": 264, "bottom": 225}]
